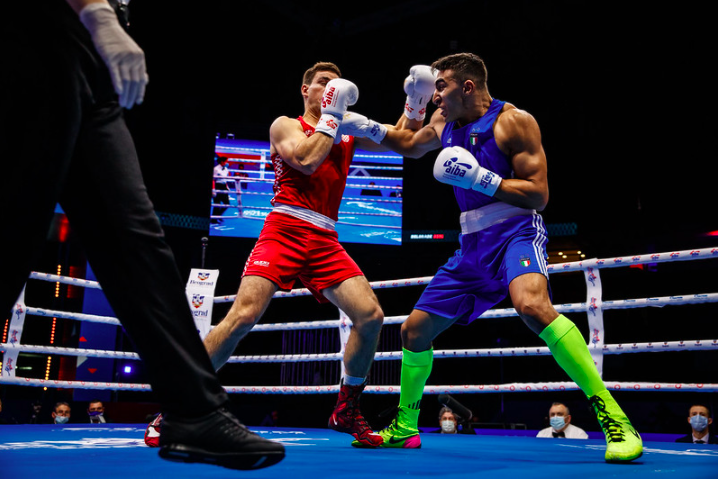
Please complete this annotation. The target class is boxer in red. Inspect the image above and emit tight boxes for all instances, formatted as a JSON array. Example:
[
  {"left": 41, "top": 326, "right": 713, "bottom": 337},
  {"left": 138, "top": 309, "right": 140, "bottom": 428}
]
[{"left": 203, "top": 62, "right": 387, "bottom": 446}]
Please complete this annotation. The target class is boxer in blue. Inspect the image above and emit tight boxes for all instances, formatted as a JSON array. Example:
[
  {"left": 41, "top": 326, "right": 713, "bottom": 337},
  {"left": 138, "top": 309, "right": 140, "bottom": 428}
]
[{"left": 343, "top": 53, "right": 642, "bottom": 463}]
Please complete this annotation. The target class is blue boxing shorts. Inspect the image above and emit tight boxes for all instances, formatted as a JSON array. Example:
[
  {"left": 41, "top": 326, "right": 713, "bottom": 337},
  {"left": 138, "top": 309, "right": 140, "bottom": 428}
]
[{"left": 414, "top": 211, "right": 550, "bottom": 325}]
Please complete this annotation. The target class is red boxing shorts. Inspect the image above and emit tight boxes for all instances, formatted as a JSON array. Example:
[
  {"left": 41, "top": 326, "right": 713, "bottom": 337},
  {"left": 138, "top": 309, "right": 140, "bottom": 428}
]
[{"left": 243, "top": 212, "right": 364, "bottom": 302}]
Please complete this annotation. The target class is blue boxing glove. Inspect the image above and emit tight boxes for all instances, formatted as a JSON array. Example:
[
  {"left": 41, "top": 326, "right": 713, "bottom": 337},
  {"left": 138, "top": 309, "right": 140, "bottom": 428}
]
[{"left": 433, "top": 146, "right": 502, "bottom": 196}]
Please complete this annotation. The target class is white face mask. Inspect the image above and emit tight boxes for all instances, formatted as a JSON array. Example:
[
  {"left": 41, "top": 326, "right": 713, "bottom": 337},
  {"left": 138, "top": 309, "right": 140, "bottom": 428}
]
[
  {"left": 690, "top": 415, "right": 708, "bottom": 432},
  {"left": 55, "top": 415, "right": 69, "bottom": 424},
  {"left": 550, "top": 416, "right": 566, "bottom": 431},
  {"left": 441, "top": 420, "right": 456, "bottom": 433}
]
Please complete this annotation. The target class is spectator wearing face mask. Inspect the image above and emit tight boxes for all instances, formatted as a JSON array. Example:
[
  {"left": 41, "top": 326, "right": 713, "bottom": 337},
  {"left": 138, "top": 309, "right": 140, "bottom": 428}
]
[
  {"left": 676, "top": 404, "right": 717, "bottom": 445},
  {"left": 537, "top": 402, "right": 588, "bottom": 439},
  {"left": 438, "top": 407, "right": 459, "bottom": 434},
  {"left": 52, "top": 402, "right": 71, "bottom": 425},
  {"left": 88, "top": 399, "right": 109, "bottom": 424}
]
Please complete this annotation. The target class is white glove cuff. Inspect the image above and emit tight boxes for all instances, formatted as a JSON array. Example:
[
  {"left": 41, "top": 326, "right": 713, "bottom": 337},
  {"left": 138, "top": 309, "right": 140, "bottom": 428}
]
[
  {"left": 367, "top": 123, "right": 388, "bottom": 144},
  {"left": 79, "top": 2, "right": 117, "bottom": 32},
  {"left": 404, "top": 94, "right": 431, "bottom": 121},
  {"left": 472, "top": 167, "right": 503, "bottom": 197},
  {"left": 315, "top": 114, "right": 341, "bottom": 139}
]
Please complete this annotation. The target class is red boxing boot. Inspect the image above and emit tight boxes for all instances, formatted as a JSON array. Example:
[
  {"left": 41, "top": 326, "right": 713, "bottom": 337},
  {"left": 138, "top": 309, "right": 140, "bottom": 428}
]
[{"left": 329, "top": 380, "right": 383, "bottom": 447}]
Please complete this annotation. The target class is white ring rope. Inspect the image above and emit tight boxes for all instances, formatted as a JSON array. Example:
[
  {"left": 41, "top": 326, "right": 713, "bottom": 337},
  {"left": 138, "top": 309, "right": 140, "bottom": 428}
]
[
  {"left": 0, "top": 376, "right": 713, "bottom": 395},
  {"left": 3, "top": 339, "right": 716, "bottom": 363},
  {"left": 2, "top": 247, "right": 717, "bottom": 393}
]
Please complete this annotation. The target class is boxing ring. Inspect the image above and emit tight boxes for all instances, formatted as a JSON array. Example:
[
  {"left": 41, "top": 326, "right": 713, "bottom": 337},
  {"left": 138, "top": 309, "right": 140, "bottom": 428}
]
[
  {"left": 1, "top": 247, "right": 717, "bottom": 477},
  {"left": 210, "top": 141, "right": 404, "bottom": 245}
]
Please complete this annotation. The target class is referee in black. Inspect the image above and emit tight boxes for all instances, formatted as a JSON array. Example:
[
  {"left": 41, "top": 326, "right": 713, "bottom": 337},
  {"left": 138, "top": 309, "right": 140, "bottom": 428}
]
[{"left": 0, "top": 0, "right": 283, "bottom": 470}]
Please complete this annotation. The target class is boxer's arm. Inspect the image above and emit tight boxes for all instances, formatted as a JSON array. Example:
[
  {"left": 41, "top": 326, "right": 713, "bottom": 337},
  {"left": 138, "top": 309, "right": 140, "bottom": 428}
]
[
  {"left": 493, "top": 109, "right": 549, "bottom": 211},
  {"left": 269, "top": 116, "right": 334, "bottom": 175},
  {"left": 353, "top": 65, "right": 439, "bottom": 154},
  {"left": 381, "top": 109, "right": 445, "bottom": 158},
  {"left": 352, "top": 111, "right": 432, "bottom": 152},
  {"left": 65, "top": 0, "right": 105, "bottom": 13}
]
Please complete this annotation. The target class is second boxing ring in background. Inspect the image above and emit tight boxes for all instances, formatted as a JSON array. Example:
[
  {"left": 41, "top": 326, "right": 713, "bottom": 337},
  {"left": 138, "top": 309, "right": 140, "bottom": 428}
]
[
  {"left": 2, "top": 247, "right": 716, "bottom": 398},
  {"left": 210, "top": 139, "right": 404, "bottom": 245}
]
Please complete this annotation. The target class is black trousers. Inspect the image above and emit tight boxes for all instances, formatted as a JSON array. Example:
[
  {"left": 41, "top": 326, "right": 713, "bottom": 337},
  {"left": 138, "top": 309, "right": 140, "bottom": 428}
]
[
  {"left": 213, "top": 183, "right": 231, "bottom": 217},
  {"left": 0, "top": 0, "right": 228, "bottom": 416}
]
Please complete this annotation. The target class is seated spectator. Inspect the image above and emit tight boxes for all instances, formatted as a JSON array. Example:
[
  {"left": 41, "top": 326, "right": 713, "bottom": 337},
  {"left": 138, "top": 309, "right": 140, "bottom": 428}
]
[
  {"left": 439, "top": 406, "right": 459, "bottom": 434},
  {"left": 536, "top": 402, "right": 588, "bottom": 439},
  {"left": 675, "top": 404, "right": 716, "bottom": 445},
  {"left": 52, "top": 402, "right": 71, "bottom": 425},
  {"left": 436, "top": 406, "right": 474, "bottom": 434},
  {"left": 88, "top": 399, "right": 109, "bottom": 424}
]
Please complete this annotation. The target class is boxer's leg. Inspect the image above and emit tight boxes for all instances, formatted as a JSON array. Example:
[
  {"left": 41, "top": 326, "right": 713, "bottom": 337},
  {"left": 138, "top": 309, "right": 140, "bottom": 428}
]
[
  {"left": 538, "top": 314, "right": 643, "bottom": 462},
  {"left": 510, "top": 274, "right": 643, "bottom": 463},
  {"left": 324, "top": 275, "right": 384, "bottom": 447},
  {"left": 204, "top": 275, "right": 278, "bottom": 371},
  {"left": 369, "top": 309, "right": 452, "bottom": 449}
]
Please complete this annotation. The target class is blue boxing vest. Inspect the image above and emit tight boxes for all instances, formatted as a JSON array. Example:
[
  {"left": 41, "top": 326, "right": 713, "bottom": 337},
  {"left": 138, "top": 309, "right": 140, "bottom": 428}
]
[{"left": 440, "top": 99, "right": 511, "bottom": 212}]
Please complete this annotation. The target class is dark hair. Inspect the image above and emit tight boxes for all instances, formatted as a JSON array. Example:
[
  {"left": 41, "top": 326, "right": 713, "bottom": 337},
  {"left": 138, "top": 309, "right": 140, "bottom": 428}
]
[
  {"left": 302, "top": 62, "right": 342, "bottom": 85},
  {"left": 432, "top": 53, "right": 488, "bottom": 90},
  {"left": 439, "top": 406, "right": 457, "bottom": 421}
]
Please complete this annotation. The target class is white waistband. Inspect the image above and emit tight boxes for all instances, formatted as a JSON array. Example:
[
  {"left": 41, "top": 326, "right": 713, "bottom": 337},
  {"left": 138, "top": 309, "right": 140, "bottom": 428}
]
[
  {"left": 273, "top": 203, "right": 336, "bottom": 231},
  {"left": 460, "top": 202, "right": 536, "bottom": 235}
]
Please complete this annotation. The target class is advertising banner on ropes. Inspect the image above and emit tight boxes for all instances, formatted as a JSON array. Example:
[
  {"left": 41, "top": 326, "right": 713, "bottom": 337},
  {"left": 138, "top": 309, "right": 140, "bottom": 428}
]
[{"left": 186, "top": 269, "right": 220, "bottom": 340}]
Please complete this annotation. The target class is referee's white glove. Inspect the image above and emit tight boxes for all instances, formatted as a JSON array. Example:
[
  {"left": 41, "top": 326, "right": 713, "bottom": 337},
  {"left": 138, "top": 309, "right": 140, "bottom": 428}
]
[{"left": 79, "top": 2, "right": 148, "bottom": 109}]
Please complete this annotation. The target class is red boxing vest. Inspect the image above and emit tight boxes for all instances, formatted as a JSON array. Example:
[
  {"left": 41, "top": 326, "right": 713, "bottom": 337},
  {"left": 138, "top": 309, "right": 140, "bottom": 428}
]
[{"left": 270, "top": 116, "right": 355, "bottom": 221}]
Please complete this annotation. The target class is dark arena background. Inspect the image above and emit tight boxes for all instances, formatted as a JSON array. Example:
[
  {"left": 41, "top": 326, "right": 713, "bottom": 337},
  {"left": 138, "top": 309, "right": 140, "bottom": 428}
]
[{"left": 1, "top": 1, "right": 716, "bottom": 477}]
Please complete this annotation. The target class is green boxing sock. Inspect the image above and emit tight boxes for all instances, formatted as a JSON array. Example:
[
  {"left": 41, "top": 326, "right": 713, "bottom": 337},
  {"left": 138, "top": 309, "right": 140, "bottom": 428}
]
[
  {"left": 539, "top": 315, "right": 606, "bottom": 398},
  {"left": 399, "top": 348, "right": 433, "bottom": 411}
]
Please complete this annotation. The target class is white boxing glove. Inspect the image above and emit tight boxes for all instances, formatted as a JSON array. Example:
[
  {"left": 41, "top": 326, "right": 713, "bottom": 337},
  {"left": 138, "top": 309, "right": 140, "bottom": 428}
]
[
  {"left": 433, "top": 146, "right": 502, "bottom": 196},
  {"left": 315, "top": 78, "right": 359, "bottom": 139},
  {"left": 79, "top": 2, "right": 148, "bottom": 109},
  {"left": 338, "top": 112, "right": 388, "bottom": 144},
  {"left": 404, "top": 65, "right": 436, "bottom": 120}
]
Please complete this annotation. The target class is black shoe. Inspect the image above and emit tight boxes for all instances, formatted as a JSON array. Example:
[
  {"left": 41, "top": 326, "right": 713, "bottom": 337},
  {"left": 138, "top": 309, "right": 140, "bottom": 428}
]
[{"left": 158, "top": 407, "right": 285, "bottom": 470}]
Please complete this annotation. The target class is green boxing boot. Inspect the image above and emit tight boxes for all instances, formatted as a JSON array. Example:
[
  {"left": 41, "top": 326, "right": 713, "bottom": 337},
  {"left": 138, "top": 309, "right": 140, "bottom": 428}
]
[
  {"left": 589, "top": 390, "right": 643, "bottom": 462},
  {"left": 352, "top": 406, "right": 421, "bottom": 449}
]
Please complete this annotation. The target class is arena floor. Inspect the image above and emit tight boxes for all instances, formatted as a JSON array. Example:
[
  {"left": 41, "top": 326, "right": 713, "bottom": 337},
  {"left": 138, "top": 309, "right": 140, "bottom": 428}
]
[{"left": 1, "top": 424, "right": 716, "bottom": 478}]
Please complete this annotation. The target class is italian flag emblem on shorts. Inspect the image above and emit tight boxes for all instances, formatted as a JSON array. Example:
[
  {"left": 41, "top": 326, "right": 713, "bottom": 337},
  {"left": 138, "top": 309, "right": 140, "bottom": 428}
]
[{"left": 520, "top": 256, "right": 531, "bottom": 267}]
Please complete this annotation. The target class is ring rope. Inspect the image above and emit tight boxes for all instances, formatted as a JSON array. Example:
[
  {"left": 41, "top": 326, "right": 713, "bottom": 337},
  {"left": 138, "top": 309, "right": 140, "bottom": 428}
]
[
  {"left": 0, "top": 376, "right": 714, "bottom": 394},
  {"left": 3, "top": 247, "right": 716, "bottom": 393},
  {"left": 19, "top": 292, "right": 718, "bottom": 327},
  {"left": 3, "top": 339, "right": 715, "bottom": 363}
]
